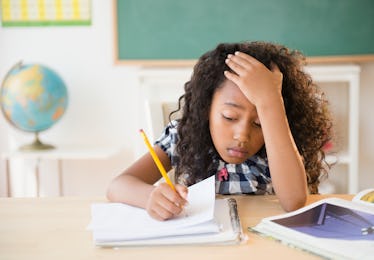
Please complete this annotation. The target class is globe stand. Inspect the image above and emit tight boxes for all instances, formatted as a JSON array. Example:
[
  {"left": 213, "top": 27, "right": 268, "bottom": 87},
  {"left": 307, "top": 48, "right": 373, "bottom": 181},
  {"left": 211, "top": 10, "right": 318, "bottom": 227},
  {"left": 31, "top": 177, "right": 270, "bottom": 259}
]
[{"left": 19, "top": 132, "right": 55, "bottom": 151}]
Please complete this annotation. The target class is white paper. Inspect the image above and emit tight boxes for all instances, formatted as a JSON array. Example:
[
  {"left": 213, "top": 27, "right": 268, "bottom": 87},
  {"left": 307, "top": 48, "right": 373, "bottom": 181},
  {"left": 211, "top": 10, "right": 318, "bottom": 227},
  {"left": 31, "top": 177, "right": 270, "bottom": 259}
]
[{"left": 89, "top": 175, "right": 218, "bottom": 242}]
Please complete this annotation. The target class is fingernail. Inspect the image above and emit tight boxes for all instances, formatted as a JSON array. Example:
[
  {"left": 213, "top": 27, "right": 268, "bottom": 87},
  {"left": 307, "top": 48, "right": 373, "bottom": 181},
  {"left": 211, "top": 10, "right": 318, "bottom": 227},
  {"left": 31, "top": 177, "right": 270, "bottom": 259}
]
[
  {"left": 227, "top": 54, "right": 233, "bottom": 58},
  {"left": 235, "top": 51, "right": 240, "bottom": 55},
  {"left": 225, "top": 58, "right": 229, "bottom": 63},
  {"left": 181, "top": 202, "right": 189, "bottom": 211}
]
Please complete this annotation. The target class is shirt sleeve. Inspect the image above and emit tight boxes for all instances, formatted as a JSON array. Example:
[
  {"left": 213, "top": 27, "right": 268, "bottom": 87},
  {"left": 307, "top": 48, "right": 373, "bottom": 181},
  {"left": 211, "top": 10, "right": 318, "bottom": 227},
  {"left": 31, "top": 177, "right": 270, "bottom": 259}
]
[{"left": 154, "top": 120, "right": 179, "bottom": 165}]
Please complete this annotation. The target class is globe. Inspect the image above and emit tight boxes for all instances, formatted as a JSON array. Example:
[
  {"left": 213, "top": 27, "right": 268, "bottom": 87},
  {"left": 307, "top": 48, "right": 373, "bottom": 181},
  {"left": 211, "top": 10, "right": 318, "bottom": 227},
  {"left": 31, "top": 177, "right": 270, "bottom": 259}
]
[{"left": 0, "top": 62, "right": 68, "bottom": 150}]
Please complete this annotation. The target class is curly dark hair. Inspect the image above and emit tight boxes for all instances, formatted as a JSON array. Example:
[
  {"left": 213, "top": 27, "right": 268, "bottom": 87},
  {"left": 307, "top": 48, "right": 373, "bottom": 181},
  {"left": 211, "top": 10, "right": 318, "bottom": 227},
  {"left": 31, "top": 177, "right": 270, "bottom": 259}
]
[{"left": 170, "top": 41, "right": 333, "bottom": 194}]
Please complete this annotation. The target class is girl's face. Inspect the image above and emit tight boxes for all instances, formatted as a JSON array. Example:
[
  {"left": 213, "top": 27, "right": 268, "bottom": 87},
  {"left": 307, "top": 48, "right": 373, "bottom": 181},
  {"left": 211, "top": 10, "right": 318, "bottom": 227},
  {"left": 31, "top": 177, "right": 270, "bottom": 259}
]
[{"left": 209, "top": 80, "right": 265, "bottom": 164}]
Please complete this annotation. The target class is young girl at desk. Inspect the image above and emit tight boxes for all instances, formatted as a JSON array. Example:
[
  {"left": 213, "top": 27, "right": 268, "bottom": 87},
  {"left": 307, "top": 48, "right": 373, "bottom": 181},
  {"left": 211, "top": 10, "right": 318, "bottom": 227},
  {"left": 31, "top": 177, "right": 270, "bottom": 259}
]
[{"left": 107, "top": 41, "right": 332, "bottom": 221}]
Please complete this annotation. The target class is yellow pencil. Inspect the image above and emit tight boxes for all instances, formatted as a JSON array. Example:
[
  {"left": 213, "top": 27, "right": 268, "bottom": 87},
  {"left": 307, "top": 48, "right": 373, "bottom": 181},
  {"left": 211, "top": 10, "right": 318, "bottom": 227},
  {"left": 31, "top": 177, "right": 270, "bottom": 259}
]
[{"left": 139, "top": 129, "right": 176, "bottom": 191}]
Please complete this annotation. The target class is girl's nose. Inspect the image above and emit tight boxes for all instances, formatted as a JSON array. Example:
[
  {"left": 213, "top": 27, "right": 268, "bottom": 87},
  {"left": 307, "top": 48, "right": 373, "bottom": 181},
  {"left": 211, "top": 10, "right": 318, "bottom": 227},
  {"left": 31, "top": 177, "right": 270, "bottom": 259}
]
[
  {"left": 233, "top": 126, "right": 250, "bottom": 145},
  {"left": 233, "top": 134, "right": 248, "bottom": 146}
]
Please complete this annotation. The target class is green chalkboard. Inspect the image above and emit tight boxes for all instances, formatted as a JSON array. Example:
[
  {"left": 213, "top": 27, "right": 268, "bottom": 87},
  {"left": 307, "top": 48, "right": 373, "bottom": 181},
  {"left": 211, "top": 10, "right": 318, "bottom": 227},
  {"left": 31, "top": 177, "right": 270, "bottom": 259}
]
[{"left": 114, "top": 0, "right": 374, "bottom": 65}]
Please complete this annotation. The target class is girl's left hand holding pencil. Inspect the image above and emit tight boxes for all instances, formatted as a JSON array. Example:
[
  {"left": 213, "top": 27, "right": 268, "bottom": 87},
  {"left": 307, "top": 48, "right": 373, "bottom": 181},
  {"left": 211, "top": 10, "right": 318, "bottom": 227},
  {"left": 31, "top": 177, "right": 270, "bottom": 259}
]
[{"left": 146, "top": 183, "right": 188, "bottom": 221}]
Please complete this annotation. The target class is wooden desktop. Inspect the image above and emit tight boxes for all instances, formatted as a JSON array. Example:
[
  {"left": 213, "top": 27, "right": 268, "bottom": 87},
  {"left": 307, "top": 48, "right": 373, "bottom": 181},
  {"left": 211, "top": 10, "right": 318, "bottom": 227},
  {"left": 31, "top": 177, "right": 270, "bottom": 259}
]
[{"left": 0, "top": 194, "right": 351, "bottom": 260}]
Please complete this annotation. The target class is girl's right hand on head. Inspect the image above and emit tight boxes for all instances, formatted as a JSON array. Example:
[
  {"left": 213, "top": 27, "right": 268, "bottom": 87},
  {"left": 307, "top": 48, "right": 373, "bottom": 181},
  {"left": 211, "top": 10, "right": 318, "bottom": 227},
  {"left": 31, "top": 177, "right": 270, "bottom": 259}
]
[
  {"left": 145, "top": 183, "right": 188, "bottom": 221},
  {"left": 224, "top": 52, "right": 283, "bottom": 108}
]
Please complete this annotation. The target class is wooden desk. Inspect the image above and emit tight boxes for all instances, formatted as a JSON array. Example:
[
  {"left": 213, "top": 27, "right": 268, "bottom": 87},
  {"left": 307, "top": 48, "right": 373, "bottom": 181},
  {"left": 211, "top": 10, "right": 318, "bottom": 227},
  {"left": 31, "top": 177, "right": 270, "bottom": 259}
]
[{"left": 0, "top": 194, "right": 351, "bottom": 260}]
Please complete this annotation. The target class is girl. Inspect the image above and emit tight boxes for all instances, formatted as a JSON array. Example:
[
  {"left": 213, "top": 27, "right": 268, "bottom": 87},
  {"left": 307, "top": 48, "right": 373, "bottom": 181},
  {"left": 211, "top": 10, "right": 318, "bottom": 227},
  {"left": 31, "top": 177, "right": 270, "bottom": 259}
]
[{"left": 107, "top": 41, "right": 332, "bottom": 221}]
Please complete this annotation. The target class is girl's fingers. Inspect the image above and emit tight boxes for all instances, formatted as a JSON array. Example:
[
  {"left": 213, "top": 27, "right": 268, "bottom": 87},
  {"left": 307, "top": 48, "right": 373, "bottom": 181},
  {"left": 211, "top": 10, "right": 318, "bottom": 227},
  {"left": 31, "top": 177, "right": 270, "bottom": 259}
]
[
  {"left": 270, "top": 62, "right": 281, "bottom": 74},
  {"left": 234, "top": 51, "right": 263, "bottom": 66},
  {"left": 175, "top": 184, "right": 188, "bottom": 201},
  {"left": 148, "top": 195, "right": 183, "bottom": 220},
  {"left": 148, "top": 183, "right": 187, "bottom": 220},
  {"left": 270, "top": 62, "right": 279, "bottom": 71},
  {"left": 148, "top": 207, "right": 169, "bottom": 221},
  {"left": 224, "top": 70, "right": 240, "bottom": 86},
  {"left": 226, "top": 53, "right": 252, "bottom": 70},
  {"left": 270, "top": 62, "right": 283, "bottom": 83},
  {"left": 225, "top": 57, "right": 247, "bottom": 76},
  {"left": 157, "top": 198, "right": 182, "bottom": 219},
  {"left": 161, "top": 183, "right": 187, "bottom": 207}
]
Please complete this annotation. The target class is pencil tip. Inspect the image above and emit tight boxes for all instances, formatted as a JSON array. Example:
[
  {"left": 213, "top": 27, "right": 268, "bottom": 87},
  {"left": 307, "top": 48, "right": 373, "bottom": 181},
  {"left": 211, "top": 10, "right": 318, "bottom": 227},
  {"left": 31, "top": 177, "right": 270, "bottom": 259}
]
[{"left": 139, "top": 129, "right": 144, "bottom": 133}]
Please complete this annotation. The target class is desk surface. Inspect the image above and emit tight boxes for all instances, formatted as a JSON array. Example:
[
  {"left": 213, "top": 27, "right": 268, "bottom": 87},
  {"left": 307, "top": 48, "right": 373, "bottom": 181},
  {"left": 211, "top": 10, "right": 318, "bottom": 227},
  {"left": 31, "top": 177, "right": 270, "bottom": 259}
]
[{"left": 0, "top": 194, "right": 351, "bottom": 260}]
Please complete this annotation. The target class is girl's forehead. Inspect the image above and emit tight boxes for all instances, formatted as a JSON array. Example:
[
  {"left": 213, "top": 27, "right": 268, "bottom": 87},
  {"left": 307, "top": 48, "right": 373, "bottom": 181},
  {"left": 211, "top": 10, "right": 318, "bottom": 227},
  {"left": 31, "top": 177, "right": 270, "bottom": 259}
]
[
  {"left": 215, "top": 80, "right": 242, "bottom": 97},
  {"left": 213, "top": 80, "right": 254, "bottom": 108},
  {"left": 211, "top": 82, "right": 258, "bottom": 121}
]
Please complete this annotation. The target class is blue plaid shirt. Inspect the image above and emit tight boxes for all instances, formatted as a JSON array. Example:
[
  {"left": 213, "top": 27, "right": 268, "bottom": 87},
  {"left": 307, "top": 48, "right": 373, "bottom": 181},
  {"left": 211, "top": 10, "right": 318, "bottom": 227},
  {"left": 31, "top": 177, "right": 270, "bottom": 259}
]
[{"left": 155, "top": 121, "right": 274, "bottom": 195}]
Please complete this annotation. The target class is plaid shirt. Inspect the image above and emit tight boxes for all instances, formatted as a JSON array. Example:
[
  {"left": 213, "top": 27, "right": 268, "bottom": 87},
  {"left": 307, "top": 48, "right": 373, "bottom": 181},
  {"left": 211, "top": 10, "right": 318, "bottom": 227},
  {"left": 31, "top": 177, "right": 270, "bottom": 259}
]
[{"left": 155, "top": 121, "right": 274, "bottom": 195}]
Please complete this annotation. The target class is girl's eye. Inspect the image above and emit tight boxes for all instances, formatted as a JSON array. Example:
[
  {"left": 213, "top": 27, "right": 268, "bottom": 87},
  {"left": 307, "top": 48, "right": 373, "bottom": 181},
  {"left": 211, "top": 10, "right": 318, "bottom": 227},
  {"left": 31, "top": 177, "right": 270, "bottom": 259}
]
[
  {"left": 253, "top": 120, "right": 261, "bottom": 128},
  {"left": 222, "top": 114, "right": 236, "bottom": 121}
]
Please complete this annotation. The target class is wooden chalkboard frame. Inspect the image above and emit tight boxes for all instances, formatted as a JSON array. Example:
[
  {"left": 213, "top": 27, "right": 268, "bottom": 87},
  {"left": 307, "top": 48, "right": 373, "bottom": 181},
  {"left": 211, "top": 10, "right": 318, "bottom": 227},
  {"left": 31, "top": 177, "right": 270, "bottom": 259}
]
[{"left": 113, "top": 0, "right": 374, "bottom": 67}]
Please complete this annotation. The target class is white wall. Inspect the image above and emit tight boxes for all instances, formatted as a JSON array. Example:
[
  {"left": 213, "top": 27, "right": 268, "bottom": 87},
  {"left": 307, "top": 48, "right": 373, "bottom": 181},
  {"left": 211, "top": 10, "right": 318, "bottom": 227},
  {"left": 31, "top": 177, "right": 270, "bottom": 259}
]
[
  {"left": 0, "top": 1, "right": 373, "bottom": 197},
  {"left": 0, "top": 0, "right": 143, "bottom": 197}
]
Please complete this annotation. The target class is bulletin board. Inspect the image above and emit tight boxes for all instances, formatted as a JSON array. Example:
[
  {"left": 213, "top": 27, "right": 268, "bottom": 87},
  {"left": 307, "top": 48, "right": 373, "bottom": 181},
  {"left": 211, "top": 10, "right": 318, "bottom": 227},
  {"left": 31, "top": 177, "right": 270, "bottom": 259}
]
[{"left": 1, "top": 0, "right": 91, "bottom": 26}]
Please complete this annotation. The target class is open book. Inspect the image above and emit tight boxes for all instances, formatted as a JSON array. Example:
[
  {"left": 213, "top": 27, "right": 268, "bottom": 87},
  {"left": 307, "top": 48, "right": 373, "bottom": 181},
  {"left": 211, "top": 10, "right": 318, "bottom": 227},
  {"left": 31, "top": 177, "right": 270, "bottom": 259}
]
[
  {"left": 251, "top": 189, "right": 374, "bottom": 260},
  {"left": 88, "top": 176, "right": 243, "bottom": 246}
]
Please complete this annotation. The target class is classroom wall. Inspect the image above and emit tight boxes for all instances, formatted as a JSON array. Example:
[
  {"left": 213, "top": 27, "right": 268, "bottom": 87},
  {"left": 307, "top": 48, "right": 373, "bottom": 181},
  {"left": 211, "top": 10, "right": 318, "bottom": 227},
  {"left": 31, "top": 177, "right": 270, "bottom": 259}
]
[
  {"left": 0, "top": 0, "right": 373, "bottom": 197},
  {"left": 0, "top": 0, "right": 142, "bottom": 196}
]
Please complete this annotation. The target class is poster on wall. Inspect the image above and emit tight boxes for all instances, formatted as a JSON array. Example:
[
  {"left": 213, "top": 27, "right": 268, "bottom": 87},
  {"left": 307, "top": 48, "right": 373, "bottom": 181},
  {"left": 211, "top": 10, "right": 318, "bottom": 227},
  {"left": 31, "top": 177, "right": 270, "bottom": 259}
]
[{"left": 1, "top": 0, "right": 91, "bottom": 26}]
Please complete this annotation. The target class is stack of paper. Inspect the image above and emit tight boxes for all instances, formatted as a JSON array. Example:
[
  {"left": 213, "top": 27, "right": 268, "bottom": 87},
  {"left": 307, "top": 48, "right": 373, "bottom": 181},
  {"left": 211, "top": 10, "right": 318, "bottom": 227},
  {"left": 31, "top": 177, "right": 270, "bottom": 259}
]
[{"left": 88, "top": 176, "right": 243, "bottom": 246}]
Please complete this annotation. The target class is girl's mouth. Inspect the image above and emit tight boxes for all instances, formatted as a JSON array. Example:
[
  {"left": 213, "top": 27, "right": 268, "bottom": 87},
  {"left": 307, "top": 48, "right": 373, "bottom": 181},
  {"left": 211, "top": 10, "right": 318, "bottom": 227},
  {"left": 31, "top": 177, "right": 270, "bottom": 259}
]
[{"left": 227, "top": 147, "right": 248, "bottom": 159}]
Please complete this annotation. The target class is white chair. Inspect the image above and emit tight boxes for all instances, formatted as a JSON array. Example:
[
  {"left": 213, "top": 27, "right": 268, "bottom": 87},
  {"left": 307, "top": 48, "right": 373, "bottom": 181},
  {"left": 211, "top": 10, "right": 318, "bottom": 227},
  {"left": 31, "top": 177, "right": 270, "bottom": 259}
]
[{"left": 139, "top": 68, "right": 192, "bottom": 183}]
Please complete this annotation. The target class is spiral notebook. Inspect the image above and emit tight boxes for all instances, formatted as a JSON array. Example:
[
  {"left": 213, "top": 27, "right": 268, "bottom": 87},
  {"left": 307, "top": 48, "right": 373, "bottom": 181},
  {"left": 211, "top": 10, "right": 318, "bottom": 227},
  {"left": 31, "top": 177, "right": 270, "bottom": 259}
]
[{"left": 88, "top": 176, "right": 243, "bottom": 246}]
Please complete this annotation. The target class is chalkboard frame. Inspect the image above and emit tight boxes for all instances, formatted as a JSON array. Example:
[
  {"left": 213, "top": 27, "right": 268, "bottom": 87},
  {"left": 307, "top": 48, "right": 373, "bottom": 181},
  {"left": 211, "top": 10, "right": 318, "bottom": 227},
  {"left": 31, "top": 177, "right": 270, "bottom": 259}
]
[{"left": 113, "top": 0, "right": 374, "bottom": 66}]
